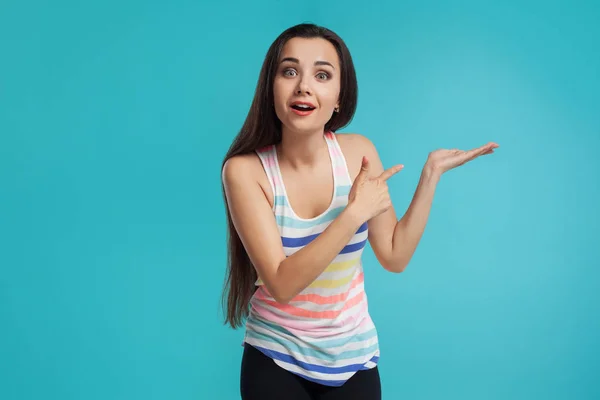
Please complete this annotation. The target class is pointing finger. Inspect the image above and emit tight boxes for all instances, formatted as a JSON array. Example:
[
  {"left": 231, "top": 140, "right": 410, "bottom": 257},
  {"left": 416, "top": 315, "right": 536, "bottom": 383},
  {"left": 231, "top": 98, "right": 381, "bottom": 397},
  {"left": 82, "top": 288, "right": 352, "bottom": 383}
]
[{"left": 378, "top": 164, "right": 404, "bottom": 181}]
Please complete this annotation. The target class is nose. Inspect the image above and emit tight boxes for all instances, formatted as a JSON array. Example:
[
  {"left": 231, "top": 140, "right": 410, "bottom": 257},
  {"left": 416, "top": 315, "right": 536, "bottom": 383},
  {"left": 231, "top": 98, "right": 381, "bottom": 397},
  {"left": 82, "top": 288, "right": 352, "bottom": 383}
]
[{"left": 295, "top": 75, "right": 312, "bottom": 95}]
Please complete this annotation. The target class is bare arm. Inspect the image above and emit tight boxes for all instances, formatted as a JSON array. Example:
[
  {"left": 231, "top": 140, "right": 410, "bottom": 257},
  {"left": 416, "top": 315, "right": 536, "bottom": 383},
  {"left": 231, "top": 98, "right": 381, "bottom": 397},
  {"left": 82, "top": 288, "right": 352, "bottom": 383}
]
[
  {"left": 222, "top": 155, "right": 364, "bottom": 304},
  {"left": 388, "top": 167, "right": 439, "bottom": 272},
  {"left": 356, "top": 138, "right": 421, "bottom": 273},
  {"left": 354, "top": 135, "right": 498, "bottom": 273}
]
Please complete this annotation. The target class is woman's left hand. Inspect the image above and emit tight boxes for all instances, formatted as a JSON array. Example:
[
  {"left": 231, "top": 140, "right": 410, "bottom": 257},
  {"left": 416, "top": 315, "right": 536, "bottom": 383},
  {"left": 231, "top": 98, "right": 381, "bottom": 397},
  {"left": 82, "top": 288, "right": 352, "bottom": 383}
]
[{"left": 425, "top": 142, "right": 499, "bottom": 177}]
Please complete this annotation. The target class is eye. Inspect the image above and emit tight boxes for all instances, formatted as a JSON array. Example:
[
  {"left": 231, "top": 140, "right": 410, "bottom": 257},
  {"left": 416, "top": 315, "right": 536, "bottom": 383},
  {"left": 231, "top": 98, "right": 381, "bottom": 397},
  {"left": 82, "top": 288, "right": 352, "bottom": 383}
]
[
  {"left": 316, "top": 72, "right": 330, "bottom": 80},
  {"left": 283, "top": 68, "right": 297, "bottom": 77}
]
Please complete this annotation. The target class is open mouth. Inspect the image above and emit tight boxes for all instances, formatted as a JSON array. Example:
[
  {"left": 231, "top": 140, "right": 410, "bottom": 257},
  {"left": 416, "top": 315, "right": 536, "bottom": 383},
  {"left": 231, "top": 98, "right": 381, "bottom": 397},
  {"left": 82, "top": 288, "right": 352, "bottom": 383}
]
[
  {"left": 290, "top": 103, "right": 316, "bottom": 116},
  {"left": 291, "top": 104, "right": 316, "bottom": 111}
]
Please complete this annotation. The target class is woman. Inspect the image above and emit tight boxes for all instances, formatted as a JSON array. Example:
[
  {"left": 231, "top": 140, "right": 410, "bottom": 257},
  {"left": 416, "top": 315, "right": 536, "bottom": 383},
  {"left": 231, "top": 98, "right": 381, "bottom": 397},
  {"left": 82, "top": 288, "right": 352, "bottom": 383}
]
[{"left": 221, "top": 23, "right": 498, "bottom": 400}]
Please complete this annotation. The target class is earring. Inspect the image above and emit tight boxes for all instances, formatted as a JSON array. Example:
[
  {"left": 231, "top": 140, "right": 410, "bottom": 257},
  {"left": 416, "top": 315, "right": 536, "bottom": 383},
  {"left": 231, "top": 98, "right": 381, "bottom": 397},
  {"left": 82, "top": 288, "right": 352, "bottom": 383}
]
[{"left": 334, "top": 106, "right": 340, "bottom": 113}]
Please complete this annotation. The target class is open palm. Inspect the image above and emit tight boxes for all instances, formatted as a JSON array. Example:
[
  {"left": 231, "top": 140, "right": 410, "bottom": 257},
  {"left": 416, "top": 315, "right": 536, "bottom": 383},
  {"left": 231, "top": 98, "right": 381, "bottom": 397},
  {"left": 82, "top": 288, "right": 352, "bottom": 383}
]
[{"left": 427, "top": 142, "right": 499, "bottom": 174}]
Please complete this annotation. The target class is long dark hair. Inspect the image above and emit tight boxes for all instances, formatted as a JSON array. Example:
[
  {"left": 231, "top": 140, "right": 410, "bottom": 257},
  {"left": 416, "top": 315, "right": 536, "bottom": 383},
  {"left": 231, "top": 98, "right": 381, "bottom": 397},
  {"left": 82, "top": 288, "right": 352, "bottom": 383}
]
[{"left": 220, "top": 23, "right": 359, "bottom": 329}]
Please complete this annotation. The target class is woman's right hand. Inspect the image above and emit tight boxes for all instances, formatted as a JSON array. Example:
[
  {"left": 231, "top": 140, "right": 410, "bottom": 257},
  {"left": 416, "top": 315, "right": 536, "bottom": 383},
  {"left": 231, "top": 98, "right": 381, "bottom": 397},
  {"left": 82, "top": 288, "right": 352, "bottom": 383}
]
[{"left": 347, "top": 156, "right": 404, "bottom": 224}]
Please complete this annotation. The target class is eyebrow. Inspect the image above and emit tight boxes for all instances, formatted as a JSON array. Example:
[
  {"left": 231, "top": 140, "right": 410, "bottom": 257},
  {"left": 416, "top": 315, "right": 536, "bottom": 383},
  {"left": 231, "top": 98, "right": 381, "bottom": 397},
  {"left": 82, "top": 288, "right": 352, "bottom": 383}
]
[{"left": 279, "top": 57, "right": 335, "bottom": 69}]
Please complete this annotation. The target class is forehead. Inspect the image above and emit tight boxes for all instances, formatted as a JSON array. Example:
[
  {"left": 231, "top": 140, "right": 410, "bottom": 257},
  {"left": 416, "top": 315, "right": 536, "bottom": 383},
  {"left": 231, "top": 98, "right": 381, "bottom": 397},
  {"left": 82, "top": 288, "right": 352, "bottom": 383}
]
[{"left": 279, "top": 37, "right": 339, "bottom": 67}]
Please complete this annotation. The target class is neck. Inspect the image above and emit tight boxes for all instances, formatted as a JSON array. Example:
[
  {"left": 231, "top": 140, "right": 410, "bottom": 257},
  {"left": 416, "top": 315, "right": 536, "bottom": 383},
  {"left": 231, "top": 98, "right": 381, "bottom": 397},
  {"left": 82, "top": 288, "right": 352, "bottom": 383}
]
[{"left": 277, "top": 126, "right": 328, "bottom": 169}]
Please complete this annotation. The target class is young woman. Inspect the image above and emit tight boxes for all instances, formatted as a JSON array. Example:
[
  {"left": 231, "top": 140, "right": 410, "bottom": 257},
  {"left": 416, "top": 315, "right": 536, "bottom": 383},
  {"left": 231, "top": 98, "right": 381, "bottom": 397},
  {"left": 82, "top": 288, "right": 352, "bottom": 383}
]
[{"left": 221, "top": 23, "right": 498, "bottom": 400}]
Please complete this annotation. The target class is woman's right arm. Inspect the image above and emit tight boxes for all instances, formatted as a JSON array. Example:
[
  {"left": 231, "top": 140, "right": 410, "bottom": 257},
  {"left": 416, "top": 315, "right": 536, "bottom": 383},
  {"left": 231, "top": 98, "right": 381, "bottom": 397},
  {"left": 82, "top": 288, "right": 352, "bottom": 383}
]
[{"left": 222, "top": 155, "right": 363, "bottom": 304}]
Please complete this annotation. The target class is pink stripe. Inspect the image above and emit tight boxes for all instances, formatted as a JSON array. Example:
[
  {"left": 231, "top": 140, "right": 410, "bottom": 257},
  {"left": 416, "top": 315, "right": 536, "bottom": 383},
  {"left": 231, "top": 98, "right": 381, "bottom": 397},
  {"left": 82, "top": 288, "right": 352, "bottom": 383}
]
[
  {"left": 250, "top": 276, "right": 368, "bottom": 335},
  {"left": 329, "top": 145, "right": 341, "bottom": 157},
  {"left": 333, "top": 165, "right": 346, "bottom": 176},
  {"left": 290, "top": 301, "right": 369, "bottom": 339},
  {"left": 258, "top": 291, "right": 364, "bottom": 319},
  {"left": 251, "top": 299, "right": 367, "bottom": 337},
  {"left": 287, "top": 272, "right": 364, "bottom": 305},
  {"left": 251, "top": 301, "right": 314, "bottom": 330},
  {"left": 262, "top": 156, "right": 277, "bottom": 167},
  {"left": 257, "top": 145, "right": 274, "bottom": 153},
  {"left": 257, "top": 272, "right": 364, "bottom": 305}
]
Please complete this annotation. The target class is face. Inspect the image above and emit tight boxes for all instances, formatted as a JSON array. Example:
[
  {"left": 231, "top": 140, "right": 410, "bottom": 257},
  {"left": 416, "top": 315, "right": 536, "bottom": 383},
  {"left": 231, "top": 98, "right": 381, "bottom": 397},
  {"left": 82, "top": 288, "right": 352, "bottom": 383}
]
[{"left": 273, "top": 37, "right": 341, "bottom": 135}]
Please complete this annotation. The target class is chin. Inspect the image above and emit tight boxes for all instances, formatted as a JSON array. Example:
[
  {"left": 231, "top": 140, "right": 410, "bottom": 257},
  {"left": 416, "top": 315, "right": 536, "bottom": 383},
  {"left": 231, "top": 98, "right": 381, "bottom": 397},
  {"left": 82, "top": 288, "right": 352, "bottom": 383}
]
[{"left": 285, "top": 121, "right": 324, "bottom": 135}]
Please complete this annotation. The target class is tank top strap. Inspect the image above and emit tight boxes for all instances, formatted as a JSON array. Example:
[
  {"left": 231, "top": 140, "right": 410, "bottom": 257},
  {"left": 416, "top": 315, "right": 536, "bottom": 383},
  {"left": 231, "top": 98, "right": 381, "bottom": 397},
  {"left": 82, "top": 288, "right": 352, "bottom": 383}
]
[
  {"left": 324, "top": 131, "right": 353, "bottom": 190},
  {"left": 255, "top": 144, "right": 284, "bottom": 210}
]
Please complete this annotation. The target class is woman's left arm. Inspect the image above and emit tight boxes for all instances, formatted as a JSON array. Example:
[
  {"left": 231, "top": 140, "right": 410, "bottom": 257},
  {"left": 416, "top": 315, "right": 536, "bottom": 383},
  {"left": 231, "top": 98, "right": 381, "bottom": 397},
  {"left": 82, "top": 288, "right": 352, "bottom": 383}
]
[{"left": 356, "top": 136, "right": 499, "bottom": 273}]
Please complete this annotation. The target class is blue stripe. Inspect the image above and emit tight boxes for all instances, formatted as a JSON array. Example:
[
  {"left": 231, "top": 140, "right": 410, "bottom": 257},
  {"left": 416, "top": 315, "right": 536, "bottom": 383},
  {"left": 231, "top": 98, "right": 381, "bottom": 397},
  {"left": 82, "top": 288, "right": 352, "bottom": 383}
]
[
  {"left": 273, "top": 195, "right": 285, "bottom": 207},
  {"left": 340, "top": 239, "right": 367, "bottom": 254},
  {"left": 251, "top": 344, "right": 379, "bottom": 375},
  {"left": 273, "top": 184, "right": 351, "bottom": 207},
  {"left": 245, "top": 329, "right": 379, "bottom": 362},
  {"left": 357, "top": 221, "right": 368, "bottom": 233},
  {"left": 281, "top": 232, "right": 319, "bottom": 247},
  {"left": 275, "top": 206, "right": 345, "bottom": 229},
  {"left": 281, "top": 221, "right": 368, "bottom": 248},
  {"left": 359, "top": 356, "right": 380, "bottom": 370},
  {"left": 248, "top": 316, "right": 378, "bottom": 349},
  {"left": 336, "top": 185, "right": 352, "bottom": 196}
]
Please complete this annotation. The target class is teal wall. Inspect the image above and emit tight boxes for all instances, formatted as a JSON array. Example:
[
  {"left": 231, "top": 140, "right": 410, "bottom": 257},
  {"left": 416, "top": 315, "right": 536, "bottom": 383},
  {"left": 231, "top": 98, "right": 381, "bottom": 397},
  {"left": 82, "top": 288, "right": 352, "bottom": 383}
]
[{"left": 1, "top": 0, "right": 598, "bottom": 399}]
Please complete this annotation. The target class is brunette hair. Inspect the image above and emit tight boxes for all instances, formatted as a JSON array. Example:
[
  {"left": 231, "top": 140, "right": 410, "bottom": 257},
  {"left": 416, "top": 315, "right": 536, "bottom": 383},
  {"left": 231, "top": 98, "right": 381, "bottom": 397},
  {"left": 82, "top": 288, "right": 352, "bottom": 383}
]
[{"left": 221, "top": 23, "right": 358, "bottom": 328}]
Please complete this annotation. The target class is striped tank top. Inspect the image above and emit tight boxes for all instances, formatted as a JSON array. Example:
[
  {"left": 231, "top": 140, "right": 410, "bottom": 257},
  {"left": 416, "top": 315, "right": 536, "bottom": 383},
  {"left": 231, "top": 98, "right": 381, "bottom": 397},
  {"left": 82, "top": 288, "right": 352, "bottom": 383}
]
[{"left": 243, "top": 131, "right": 380, "bottom": 387}]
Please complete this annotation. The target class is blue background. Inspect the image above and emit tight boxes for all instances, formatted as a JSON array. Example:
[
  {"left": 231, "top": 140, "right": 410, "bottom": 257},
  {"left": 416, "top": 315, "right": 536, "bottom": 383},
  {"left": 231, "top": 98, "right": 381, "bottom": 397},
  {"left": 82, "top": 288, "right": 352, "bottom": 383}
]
[{"left": 1, "top": 0, "right": 599, "bottom": 399}]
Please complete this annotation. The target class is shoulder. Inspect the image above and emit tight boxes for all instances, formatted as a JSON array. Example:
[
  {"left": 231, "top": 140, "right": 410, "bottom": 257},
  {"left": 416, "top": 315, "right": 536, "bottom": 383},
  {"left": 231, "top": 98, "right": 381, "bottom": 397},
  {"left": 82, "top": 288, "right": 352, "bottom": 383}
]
[
  {"left": 335, "top": 132, "right": 373, "bottom": 146},
  {"left": 334, "top": 132, "right": 377, "bottom": 156},
  {"left": 334, "top": 132, "right": 380, "bottom": 179},
  {"left": 335, "top": 132, "right": 378, "bottom": 156},
  {"left": 222, "top": 150, "right": 274, "bottom": 206},
  {"left": 222, "top": 151, "right": 262, "bottom": 183}
]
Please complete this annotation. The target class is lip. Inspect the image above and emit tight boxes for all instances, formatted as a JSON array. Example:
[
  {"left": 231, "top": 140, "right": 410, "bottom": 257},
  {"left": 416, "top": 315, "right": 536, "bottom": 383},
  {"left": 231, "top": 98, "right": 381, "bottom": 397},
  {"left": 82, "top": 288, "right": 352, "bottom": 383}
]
[
  {"left": 289, "top": 101, "right": 316, "bottom": 116},
  {"left": 290, "top": 101, "right": 316, "bottom": 108},
  {"left": 290, "top": 107, "right": 315, "bottom": 116}
]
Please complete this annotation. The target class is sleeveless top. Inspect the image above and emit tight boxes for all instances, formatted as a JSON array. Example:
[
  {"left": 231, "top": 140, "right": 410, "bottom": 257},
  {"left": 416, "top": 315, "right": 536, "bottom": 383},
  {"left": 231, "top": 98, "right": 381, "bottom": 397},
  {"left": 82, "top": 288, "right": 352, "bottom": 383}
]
[{"left": 242, "top": 131, "right": 380, "bottom": 387}]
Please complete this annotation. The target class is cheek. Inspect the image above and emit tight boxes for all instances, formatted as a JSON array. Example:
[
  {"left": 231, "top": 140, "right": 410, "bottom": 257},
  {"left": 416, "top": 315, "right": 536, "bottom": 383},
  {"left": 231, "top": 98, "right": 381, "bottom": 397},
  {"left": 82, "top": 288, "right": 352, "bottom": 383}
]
[
  {"left": 320, "top": 88, "right": 340, "bottom": 108},
  {"left": 272, "top": 83, "right": 282, "bottom": 112},
  {"left": 273, "top": 79, "right": 291, "bottom": 105},
  {"left": 272, "top": 81, "right": 290, "bottom": 119},
  {"left": 319, "top": 80, "right": 341, "bottom": 103}
]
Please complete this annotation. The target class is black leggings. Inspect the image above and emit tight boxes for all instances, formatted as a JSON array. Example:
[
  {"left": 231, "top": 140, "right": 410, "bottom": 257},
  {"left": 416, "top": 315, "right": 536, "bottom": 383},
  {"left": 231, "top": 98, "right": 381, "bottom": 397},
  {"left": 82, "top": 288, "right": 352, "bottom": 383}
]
[{"left": 240, "top": 343, "right": 382, "bottom": 400}]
